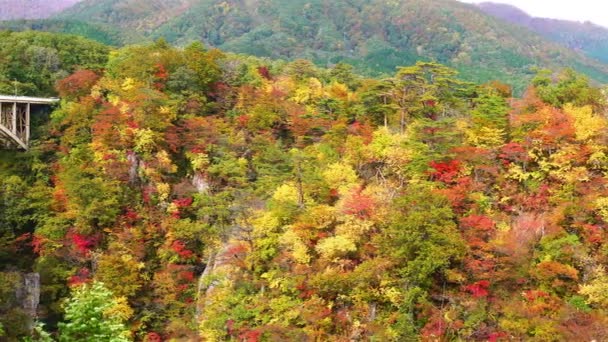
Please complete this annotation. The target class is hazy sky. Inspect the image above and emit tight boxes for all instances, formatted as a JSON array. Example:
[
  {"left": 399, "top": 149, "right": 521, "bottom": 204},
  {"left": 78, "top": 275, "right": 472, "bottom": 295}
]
[{"left": 459, "top": 0, "right": 608, "bottom": 27}]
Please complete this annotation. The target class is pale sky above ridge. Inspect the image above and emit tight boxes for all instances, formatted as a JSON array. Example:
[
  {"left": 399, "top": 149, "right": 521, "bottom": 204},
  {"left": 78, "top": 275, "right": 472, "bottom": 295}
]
[{"left": 459, "top": 0, "right": 608, "bottom": 28}]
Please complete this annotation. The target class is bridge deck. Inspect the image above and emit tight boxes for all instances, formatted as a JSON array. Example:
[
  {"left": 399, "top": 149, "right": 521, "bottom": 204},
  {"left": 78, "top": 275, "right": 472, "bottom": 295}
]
[
  {"left": 0, "top": 95, "right": 59, "bottom": 150},
  {"left": 0, "top": 95, "right": 59, "bottom": 104}
]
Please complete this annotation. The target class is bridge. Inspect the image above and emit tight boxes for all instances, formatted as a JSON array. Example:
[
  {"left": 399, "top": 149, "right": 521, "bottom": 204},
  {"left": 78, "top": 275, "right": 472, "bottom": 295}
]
[{"left": 0, "top": 95, "right": 59, "bottom": 150}]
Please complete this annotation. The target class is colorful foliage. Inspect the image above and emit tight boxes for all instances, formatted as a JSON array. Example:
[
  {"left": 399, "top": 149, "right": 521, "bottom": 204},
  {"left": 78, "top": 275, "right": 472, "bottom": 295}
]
[{"left": 2, "top": 35, "right": 608, "bottom": 342}]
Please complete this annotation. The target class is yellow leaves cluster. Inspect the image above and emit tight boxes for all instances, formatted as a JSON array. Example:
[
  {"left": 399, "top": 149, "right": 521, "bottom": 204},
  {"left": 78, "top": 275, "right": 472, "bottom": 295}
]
[
  {"left": 186, "top": 151, "right": 210, "bottom": 172},
  {"left": 272, "top": 182, "right": 301, "bottom": 205},
  {"left": 103, "top": 296, "right": 134, "bottom": 321},
  {"left": 96, "top": 254, "right": 145, "bottom": 298},
  {"left": 121, "top": 77, "right": 136, "bottom": 91},
  {"left": 280, "top": 230, "right": 311, "bottom": 264},
  {"left": 565, "top": 104, "right": 606, "bottom": 142},
  {"left": 325, "top": 82, "right": 350, "bottom": 100},
  {"left": 465, "top": 126, "right": 506, "bottom": 148},
  {"left": 265, "top": 76, "right": 295, "bottom": 96},
  {"left": 508, "top": 144, "right": 593, "bottom": 184},
  {"left": 369, "top": 128, "right": 411, "bottom": 176},
  {"left": 158, "top": 105, "right": 177, "bottom": 121},
  {"left": 166, "top": 202, "right": 179, "bottom": 216},
  {"left": 291, "top": 78, "right": 355, "bottom": 111},
  {"left": 537, "top": 145, "right": 589, "bottom": 183},
  {"left": 334, "top": 216, "right": 374, "bottom": 244},
  {"left": 157, "top": 182, "right": 171, "bottom": 202},
  {"left": 588, "top": 146, "right": 608, "bottom": 171},
  {"left": 251, "top": 210, "right": 281, "bottom": 235},
  {"left": 156, "top": 150, "right": 177, "bottom": 173},
  {"left": 315, "top": 234, "right": 357, "bottom": 260},
  {"left": 292, "top": 77, "right": 323, "bottom": 104},
  {"left": 506, "top": 164, "right": 542, "bottom": 183},
  {"left": 322, "top": 162, "right": 359, "bottom": 195},
  {"left": 595, "top": 197, "right": 608, "bottom": 222},
  {"left": 133, "top": 128, "right": 157, "bottom": 155},
  {"left": 579, "top": 266, "right": 608, "bottom": 308},
  {"left": 302, "top": 205, "right": 336, "bottom": 230}
]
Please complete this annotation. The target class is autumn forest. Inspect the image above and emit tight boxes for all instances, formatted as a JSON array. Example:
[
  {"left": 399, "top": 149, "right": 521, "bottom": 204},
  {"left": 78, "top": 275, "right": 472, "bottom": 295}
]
[{"left": 2, "top": 1, "right": 608, "bottom": 341}]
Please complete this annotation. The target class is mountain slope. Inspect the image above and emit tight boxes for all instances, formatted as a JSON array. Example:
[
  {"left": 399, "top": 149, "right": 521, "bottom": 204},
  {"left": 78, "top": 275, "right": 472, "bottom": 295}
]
[
  {"left": 45, "top": 0, "right": 608, "bottom": 90},
  {"left": 57, "top": 0, "right": 194, "bottom": 35},
  {"left": 3, "top": 34, "right": 608, "bottom": 340},
  {"left": 0, "top": 19, "right": 132, "bottom": 46},
  {"left": 0, "top": 0, "right": 81, "bottom": 20},
  {"left": 477, "top": 2, "right": 608, "bottom": 64}
]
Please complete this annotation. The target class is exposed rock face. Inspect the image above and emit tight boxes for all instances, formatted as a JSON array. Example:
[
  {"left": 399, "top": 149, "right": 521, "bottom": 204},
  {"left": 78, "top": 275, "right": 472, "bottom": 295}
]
[
  {"left": 127, "top": 151, "right": 140, "bottom": 184},
  {"left": 11, "top": 273, "right": 41, "bottom": 331},
  {"left": 192, "top": 172, "right": 210, "bottom": 194},
  {"left": 21, "top": 273, "right": 40, "bottom": 321}
]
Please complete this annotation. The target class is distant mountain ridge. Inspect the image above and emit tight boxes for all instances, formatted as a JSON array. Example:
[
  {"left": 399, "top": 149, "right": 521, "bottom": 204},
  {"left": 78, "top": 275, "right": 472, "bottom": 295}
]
[
  {"left": 477, "top": 2, "right": 608, "bottom": 64},
  {"left": 0, "top": 0, "right": 81, "bottom": 20},
  {"left": 52, "top": 0, "right": 608, "bottom": 91},
  {"left": 3, "top": 0, "right": 608, "bottom": 92}
]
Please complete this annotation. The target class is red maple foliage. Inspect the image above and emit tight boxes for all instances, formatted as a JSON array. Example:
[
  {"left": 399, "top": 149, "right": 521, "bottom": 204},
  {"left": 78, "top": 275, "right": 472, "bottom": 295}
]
[
  {"left": 171, "top": 240, "right": 194, "bottom": 259},
  {"left": 460, "top": 215, "right": 495, "bottom": 231},
  {"left": 348, "top": 121, "right": 374, "bottom": 144},
  {"left": 56, "top": 69, "right": 100, "bottom": 99},
  {"left": 499, "top": 142, "right": 527, "bottom": 164},
  {"left": 580, "top": 224, "right": 603, "bottom": 244},
  {"left": 257, "top": 66, "right": 272, "bottom": 80},
  {"left": 144, "top": 332, "right": 163, "bottom": 342},
  {"left": 179, "top": 271, "right": 195, "bottom": 282},
  {"left": 237, "top": 114, "right": 250, "bottom": 128},
  {"left": 522, "top": 184, "right": 550, "bottom": 212},
  {"left": 420, "top": 309, "right": 447, "bottom": 339},
  {"left": 239, "top": 329, "right": 262, "bottom": 342},
  {"left": 173, "top": 197, "right": 193, "bottom": 208},
  {"left": 522, "top": 290, "right": 549, "bottom": 302},
  {"left": 68, "top": 231, "right": 100, "bottom": 255},
  {"left": 154, "top": 63, "right": 169, "bottom": 90},
  {"left": 68, "top": 267, "right": 91, "bottom": 286},
  {"left": 13, "top": 233, "right": 32, "bottom": 252},
  {"left": 342, "top": 190, "right": 375, "bottom": 219},
  {"left": 488, "top": 332, "right": 509, "bottom": 342},
  {"left": 92, "top": 105, "right": 124, "bottom": 149},
  {"left": 31, "top": 234, "right": 45, "bottom": 255},
  {"left": 464, "top": 280, "right": 491, "bottom": 298},
  {"left": 155, "top": 63, "right": 169, "bottom": 80},
  {"left": 124, "top": 208, "right": 139, "bottom": 221},
  {"left": 429, "top": 160, "right": 461, "bottom": 183}
]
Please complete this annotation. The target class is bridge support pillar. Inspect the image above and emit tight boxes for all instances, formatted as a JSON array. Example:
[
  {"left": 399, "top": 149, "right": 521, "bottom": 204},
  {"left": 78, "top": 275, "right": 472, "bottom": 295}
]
[
  {"left": 12, "top": 102, "right": 16, "bottom": 135},
  {"left": 26, "top": 103, "right": 30, "bottom": 144}
]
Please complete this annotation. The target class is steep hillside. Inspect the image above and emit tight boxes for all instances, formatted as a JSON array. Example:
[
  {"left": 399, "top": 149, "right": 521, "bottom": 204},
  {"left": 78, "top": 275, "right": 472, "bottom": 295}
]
[
  {"left": 0, "top": 19, "right": 131, "bottom": 46},
  {"left": 61, "top": 0, "right": 195, "bottom": 34},
  {"left": 0, "top": 0, "right": 81, "bottom": 20},
  {"left": 51, "top": 0, "right": 608, "bottom": 91},
  {"left": 478, "top": 2, "right": 608, "bottom": 64},
  {"left": 3, "top": 33, "right": 608, "bottom": 340}
]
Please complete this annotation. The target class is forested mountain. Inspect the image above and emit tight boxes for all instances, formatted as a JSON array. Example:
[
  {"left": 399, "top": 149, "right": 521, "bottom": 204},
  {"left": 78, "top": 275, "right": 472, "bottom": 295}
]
[
  {"left": 478, "top": 2, "right": 608, "bottom": 64},
  {"left": 3, "top": 30, "right": 608, "bottom": 341},
  {"left": 17, "top": 0, "right": 606, "bottom": 91},
  {"left": 0, "top": 0, "right": 81, "bottom": 20},
  {"left": 0, "top": 31, "right": 108, "bottom": 96}
]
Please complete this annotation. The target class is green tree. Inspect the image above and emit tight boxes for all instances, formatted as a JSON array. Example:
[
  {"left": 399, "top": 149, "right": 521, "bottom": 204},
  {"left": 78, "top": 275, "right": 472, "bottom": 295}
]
[
  {"left": 383, "top": 184, "right": 466, "bottom": 287},
  {"left": 532, "top": 68, "right": 603, "bottom": 108},
  {"left": 58, "top": 282, "right": 132, "bottom": 342},
  {"left": 466, "top": 90, "right": 510, "bottom": 147}
]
